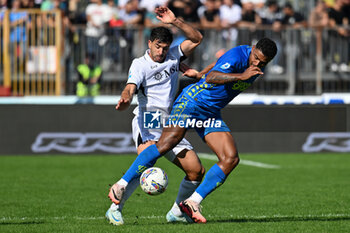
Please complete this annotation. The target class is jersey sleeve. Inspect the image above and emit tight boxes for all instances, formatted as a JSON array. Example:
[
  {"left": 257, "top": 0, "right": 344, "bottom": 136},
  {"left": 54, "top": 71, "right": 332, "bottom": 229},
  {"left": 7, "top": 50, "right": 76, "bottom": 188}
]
[
  {"left": 126, "top": 60, "right": 144, "bottom": 89},
  {"left": 210, "top": 47, "right": 240, "bottom": 73},
  {"left": 169, "top": 44, "right": 185, "bottom": 61}
]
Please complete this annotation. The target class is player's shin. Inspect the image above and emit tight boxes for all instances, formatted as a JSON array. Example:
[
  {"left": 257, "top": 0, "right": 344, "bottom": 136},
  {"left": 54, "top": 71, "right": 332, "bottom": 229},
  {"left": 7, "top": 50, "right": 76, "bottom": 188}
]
[
  {"left": 122, "top": 144, "right": 161, "bottom": 182},
  {"left": 190, "top": 163, "right": 226, "bottom": 203},
  {"left": 117, "top": 177, "right": 140, "bottom": 211}
]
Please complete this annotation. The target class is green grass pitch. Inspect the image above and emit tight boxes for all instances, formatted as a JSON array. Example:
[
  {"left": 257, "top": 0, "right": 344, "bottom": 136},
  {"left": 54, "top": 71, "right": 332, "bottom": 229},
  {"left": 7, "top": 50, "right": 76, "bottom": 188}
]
[{"left": 0, "top": 153, "right": 349, "bottom": 233}]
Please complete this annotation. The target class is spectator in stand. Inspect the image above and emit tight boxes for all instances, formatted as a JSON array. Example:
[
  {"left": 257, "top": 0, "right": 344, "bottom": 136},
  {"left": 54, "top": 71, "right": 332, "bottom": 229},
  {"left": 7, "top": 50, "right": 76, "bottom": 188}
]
[
  {"left": 41, "top": 0, "right": 54, "bottom": 10},
  {"left": 238, "top": 0, "right": 262, "bottom": 45},
  {"left": 143, "top": 4, "right": 164, "bottom": 41},
  {"left": 168, "top": 0, "right": 200, "bottom": 27},
  {"left": 241, "top": 0, "right": 265, "bottom": 9},
  {"left": 328, "top": 0, "right": 348, "bottom": 32},
  {"left": 259, "top": 0, "right": 282, "bottom": 28},
  {"left": 183, "top": 0, "right": 201, "bottom": 27},
  {"left": 259, "top": 0, "right": 283, "bottom": 74},
  {"left": 342, "top": 0, "right": 350, "bottom": 71},
  {"left": 118, "top": 0, "right": 143, "bottom": 69},
  {"left": 68, "top": 0, "right": 88, "bottom": 25},
  {"left": 343, "top": 0, "right": 350, "bottom": 23},
  {"left": 76, "top": 53, "right": 103, "bottom": 97},
  {"left": 0, "top": 0, "right": 29, "bottom": 68},
  {"left": 34, "top": 0, "right": 44, "bottom": 8},
  {"left": 85, "top": 0, "right": 112, "bottom": 64},
  {"left": 281, "top": 3, "right": 307, "bottom": 28},
  {"left": 309, "top": 0, "right": 329, "bottom": 27},
  {"left": 220, "top": 0, "right": 242, "bottom": 47},
  {"left": 198, "top": 0, "right": 221, "bottom": 29},
  {"left": 117, "top": 0, "right": 129, "bottom": 10},
  {"left": 0, "top": 0, "right": 8, "bottom": 11},
  {"left": 21, "top": 0, "right": 35, "bottom": 8},
  {"left": 239, "top": 1, "right": 262, "bottom": 27},
  {"left": 328, "top": 0, "right": 350, "bottom": 72},
  {"left": 139, "top": 0, "right": 167, "bottom": 13},
  {"left": 106, "top": 0, "right": 123, "bottom": 68},
  {"left": 168, "top": 0, "right": 186, "bottom": 18},
  {"left": 107, "top": 0, "right": 122, "bottom": 27},
  {"left": 119, "top": 0, "right": 142, "bottom": 26}
]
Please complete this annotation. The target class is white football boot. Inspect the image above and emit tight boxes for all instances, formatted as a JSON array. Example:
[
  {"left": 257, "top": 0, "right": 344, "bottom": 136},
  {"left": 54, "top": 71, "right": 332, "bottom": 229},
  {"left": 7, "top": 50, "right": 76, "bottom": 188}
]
[
  {"left": 166, "top": 209, "right": 193, "bottom": 223},
  {"left": 105, "top": 207, "right": 124, "bottom": 225}
]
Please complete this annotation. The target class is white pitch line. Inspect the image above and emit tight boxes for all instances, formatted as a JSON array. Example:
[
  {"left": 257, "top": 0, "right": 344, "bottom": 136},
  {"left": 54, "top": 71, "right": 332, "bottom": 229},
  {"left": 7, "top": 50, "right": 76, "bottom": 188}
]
[
  {"left": 198, "top": 153, "right": 280, "bottom": 169},
  {"left": 1, "top": 213, "right": 349, "bottom": 222}
]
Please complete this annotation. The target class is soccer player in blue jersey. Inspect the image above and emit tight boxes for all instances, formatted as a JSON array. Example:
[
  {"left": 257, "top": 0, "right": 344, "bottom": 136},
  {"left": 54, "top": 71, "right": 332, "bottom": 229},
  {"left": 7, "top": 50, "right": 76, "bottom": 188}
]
[{"left": 109, "top": 38, "right": 277, "bottom": 223}]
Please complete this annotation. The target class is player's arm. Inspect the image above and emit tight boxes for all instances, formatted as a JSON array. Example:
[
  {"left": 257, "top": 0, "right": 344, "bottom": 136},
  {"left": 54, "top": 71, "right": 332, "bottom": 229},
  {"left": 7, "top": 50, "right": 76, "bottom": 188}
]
[
  {"left": 155, "top": 6, "right": 202, "bottom": 57},
  {"left": 180, "top": 62, "right": 216, "bottom": 80},
  {"left": 115, "top": 84, "right": 137, "bottom": 111},
  {"left": 206, "top": 65, "right": 263, "bottom": 84}
]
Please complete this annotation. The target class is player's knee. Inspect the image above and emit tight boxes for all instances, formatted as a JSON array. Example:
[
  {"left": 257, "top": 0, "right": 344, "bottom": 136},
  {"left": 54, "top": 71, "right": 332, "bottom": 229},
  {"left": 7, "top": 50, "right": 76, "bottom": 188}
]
[
  {"left": 223, "top": 151, "right": 240, "bottom": 168},
  {"left": 156, "top": 139, "right": 176, "bottom": 154},
  {"left": 157, "top": 134, "right": 182, "bottom": 154},
  {"left": 186, "top": 165, "right": 205, "bottom": 182}
]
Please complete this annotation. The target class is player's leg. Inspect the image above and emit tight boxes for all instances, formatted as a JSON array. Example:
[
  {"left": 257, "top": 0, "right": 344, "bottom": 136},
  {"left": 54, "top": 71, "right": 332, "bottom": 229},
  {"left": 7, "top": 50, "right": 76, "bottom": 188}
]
[
  {"left": 180, "top": 131, "right": 239, "bottom": 223},
  {"left": 106, "top": 140, "right": 156, "bottom": 225},
  {"left": 115, "top": 125, "right": 187, "bottom": 189},
  {"left": 166, "top": 147, "right": 205, "bottom": 222},
  {"left": 109, "top": 99, "right": 192, "bottom": 205},
  {"left": 107, "top": 114, "right": 156, "bottom": 225}
]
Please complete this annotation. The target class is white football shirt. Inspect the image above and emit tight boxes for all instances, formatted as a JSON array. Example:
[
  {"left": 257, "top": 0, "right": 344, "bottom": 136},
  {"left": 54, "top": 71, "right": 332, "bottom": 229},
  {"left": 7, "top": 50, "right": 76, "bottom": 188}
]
[{"left": 127, "top": 45, "right": 184, "bottom": 116}]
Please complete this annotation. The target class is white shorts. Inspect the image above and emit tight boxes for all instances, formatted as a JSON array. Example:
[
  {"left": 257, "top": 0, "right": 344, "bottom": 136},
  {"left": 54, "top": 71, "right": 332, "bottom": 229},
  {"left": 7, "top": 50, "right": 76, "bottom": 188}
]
[{"left": 132, "top": 115, "right": 193, "bottom": 162}]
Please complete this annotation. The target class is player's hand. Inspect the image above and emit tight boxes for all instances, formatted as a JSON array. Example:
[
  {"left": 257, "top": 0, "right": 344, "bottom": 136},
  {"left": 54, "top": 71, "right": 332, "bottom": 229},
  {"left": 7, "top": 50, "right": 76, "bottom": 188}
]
[
  {"left": 155, "top": 6, "right": 176, "bottom": 24},
  {"left": 240, "top": 65, "right": 263, "bottom": 80},
  {"left": 115, "top": 98, "right": 130, "bottom": 111},
  {"left": 182, "top": 69, "right": 200, "bottom": 79},
  {"left": 180, "top": 63, "right": 200, "bottom": 79}
]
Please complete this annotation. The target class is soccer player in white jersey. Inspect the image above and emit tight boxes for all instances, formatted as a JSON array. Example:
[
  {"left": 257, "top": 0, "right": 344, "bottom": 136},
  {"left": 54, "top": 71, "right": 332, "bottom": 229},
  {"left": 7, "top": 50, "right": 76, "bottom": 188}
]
[{"left": 105, "top": 6, "right": 204, "bottom": 225}]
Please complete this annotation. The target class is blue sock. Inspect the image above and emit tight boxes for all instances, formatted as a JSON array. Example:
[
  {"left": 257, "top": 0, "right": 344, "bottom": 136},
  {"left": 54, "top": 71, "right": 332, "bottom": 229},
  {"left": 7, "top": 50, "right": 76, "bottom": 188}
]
[
  {"left": 196, "top": 163, "right": 226, "bottom": 199},
  {"left": 122, "top": 144, "right": 161, "bottom": 182}
]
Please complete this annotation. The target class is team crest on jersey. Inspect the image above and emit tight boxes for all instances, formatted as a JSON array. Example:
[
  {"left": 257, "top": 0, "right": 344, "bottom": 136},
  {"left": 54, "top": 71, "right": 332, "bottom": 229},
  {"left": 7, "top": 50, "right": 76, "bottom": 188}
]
[
  {"left": 220, "top": 63, "right": 230, "bottom": 69},
  {"left": 154, "top": 72, "right": 163, "bottom": 81}
]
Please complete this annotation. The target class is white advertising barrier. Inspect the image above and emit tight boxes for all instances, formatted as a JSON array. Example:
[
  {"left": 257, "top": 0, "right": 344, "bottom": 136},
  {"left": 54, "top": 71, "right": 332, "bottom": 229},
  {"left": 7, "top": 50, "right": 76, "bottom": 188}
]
[
  {"left": 31, "top": 132, "right": 136, "bottom": 153},
  {"left": 302, "top": 132, "right": 350, "bottom": 153}
]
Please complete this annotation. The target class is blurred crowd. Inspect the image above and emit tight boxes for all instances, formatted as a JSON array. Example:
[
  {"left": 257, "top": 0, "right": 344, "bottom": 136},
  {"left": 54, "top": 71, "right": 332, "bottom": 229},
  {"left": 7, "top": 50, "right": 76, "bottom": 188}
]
[
  {"left": 1, "top": 0, "right": 350, "bottom": 75},
  {"left": 1, "top": 0, "right": 349, "bottom": 30}
]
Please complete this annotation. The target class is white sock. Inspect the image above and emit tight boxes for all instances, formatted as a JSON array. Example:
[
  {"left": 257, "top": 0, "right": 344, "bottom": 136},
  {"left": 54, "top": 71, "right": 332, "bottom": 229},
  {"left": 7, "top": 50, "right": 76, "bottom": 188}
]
[
  {"left": 117, "top": 178, "right": 128, "bottom": 187},
  {"left": 170, "top": 178, "right": 200, "bottom": 216},
  {"left": 118, "top": 177, "right": 139, "bottom": 211},
  {"left": 188, "top": 191, "right": 204, "bottom": 204},
  {"left": 170, "top": 202, "right": 182, "bottom": 216},
  {"left": 110, "top": 203, "right": 119, "bottom": 211}
]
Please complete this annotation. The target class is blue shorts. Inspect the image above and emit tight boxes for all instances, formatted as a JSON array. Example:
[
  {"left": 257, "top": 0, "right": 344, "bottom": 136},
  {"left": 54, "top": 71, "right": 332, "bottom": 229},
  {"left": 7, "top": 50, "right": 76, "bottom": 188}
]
[{"left": 168, "top": 95, "right": 230, "bottom": 139}]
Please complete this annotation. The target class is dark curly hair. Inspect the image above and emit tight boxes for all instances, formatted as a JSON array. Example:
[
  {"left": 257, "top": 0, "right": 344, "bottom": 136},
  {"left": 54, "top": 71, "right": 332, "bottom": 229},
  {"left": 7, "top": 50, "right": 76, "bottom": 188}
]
[
  {"left": 256, "top": 38, "right": 278, "bottom": 60},
  {"left": 150, "top": 27, "right": 173, "bottom": 44}
]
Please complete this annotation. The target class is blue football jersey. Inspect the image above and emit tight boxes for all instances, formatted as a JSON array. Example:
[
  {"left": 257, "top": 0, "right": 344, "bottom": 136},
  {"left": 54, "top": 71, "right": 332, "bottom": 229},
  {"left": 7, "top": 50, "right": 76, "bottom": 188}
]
[{"left": 181, "top": 45, "right": 262, "bottom": 111}]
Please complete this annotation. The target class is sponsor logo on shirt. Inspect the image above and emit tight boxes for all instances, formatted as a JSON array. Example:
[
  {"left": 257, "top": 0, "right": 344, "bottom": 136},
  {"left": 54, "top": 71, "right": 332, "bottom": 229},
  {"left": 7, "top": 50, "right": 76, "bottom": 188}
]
[
  {"left": 220, "top": 63, "right": 230, "bottom": 69},
  {"left": 232, "top": 80, "right": 251, "bottom": 91},
  {"left": 152, "top": 64, "right": 179, "bottom": 81}
]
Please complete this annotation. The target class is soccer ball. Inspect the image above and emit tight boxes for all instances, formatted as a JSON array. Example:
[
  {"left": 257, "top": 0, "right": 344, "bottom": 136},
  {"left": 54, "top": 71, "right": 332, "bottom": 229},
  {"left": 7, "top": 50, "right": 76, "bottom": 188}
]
[{"left": 140, "top": 167, "right": 168, "bottom": 195}]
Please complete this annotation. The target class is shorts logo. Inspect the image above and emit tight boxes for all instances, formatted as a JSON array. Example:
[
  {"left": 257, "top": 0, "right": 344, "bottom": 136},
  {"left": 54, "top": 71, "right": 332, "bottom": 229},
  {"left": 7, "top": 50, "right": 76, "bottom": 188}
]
[
  {"left": 144, "top": 110, "right": 162, "bottom": 129},
  {"left": 220, "top": 63, "right": 230, "bottom": 69}
]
